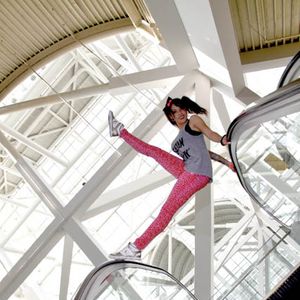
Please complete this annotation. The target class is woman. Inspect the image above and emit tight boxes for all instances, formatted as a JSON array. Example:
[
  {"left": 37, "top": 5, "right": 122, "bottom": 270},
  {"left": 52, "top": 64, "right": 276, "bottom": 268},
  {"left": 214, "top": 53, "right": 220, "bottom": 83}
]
[{"left": 108, "top": 96, "right": 233, "bottom": 260}]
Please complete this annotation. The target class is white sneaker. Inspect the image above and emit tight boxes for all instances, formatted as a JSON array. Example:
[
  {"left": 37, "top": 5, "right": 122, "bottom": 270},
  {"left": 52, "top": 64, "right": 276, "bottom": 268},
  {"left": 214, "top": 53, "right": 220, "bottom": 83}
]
[
  {"left": 108, "top": 111, "right": 124, "bottom": 137},
  {"left": 109, "top": 242, "right": 141, "bottom": 261}
]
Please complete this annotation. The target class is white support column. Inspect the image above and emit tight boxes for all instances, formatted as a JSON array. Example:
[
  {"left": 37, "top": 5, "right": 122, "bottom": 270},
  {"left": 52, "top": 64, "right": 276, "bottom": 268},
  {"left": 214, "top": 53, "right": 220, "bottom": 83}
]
[
  {"left": 59, "top": 235, "right": 74, "bottom": 300},
  {"left": 194, "top": 72, "right": 214, "bottom": 299},
  {"left": 195, "top": 186, "right": 213, "bottom": 299}
]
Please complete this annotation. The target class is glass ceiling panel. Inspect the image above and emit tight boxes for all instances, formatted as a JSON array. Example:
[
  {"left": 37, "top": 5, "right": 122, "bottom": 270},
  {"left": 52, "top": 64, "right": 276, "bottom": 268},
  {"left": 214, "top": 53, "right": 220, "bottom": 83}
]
[{"left": 0, "top": 168, "right": 54, "bottom": 279}]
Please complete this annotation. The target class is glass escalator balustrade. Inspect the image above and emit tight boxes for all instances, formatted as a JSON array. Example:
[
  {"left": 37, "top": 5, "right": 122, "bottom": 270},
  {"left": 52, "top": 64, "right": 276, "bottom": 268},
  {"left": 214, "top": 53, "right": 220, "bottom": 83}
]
[
  {"left": 236, "top": 111, "right": 300, "bottom": 226},
  {"left": 228, "top": 79, "right": 300, "bottom": 234},
  {"left": 223, "top": 54, "right": 300, "bottom": 298},
  {"left": 74, "top": 262, "right": 197, "bottom": 300}
]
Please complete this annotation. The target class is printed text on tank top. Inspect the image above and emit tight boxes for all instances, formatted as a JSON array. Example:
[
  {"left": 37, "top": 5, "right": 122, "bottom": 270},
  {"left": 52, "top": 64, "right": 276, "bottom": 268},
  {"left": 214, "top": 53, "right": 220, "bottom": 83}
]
[{"left": 171, "top": 120, "right": 213, "bottom": 179}]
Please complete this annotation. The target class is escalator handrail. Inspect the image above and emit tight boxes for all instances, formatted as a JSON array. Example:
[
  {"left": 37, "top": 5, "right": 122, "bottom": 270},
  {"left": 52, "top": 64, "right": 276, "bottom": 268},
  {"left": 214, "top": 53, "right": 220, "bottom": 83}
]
[
  {"left": 227, "top": 78, "right": 300, "bottom": 139},
  {"left": 74, "top": 260, "right": 198, "bottom": 300},
  {"left": 277, "top": 50, "right": 300, "bottom": 88}
]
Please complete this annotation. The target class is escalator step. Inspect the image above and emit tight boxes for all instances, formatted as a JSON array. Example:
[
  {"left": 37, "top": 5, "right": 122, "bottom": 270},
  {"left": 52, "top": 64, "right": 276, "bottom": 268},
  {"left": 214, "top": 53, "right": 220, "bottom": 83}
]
[{"left": 267, "top": 265, "right": 300, "bottom": 299}]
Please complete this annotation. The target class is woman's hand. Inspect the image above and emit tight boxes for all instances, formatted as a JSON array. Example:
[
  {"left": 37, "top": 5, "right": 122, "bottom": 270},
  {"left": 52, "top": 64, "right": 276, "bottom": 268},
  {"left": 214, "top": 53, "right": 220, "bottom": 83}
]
[{"left": 220, "top": 135, "right": 230, "bottom": 146}]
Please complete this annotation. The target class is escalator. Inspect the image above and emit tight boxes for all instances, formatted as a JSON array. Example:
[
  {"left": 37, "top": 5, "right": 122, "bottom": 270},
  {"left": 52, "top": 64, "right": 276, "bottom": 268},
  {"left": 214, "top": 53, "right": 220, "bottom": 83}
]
[
  {"left": 227, "top": 50, "right": 300, "bottom": 299},
  {"left": 74, "top": 51, "right": 300, "bottom": 300},
  {"left": 227, "top": 50, "right": 300, "bottom": 233},
  {"left": 73, "top": 260, "right": 198, "bottom": 299}
]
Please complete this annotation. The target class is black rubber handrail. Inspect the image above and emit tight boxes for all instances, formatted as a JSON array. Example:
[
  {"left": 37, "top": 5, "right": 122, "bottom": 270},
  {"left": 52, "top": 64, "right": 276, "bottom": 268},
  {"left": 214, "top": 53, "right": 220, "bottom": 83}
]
[{"left": 277, "top": 50, "right": 300, "bottom": 88}]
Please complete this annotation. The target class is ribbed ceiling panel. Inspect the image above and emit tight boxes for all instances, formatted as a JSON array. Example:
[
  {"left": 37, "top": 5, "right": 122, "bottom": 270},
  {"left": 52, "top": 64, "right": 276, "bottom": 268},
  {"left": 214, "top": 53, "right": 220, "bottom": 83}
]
[
  {"left": 0, "top": 0, "right": 298, "bottom": 94},
  {"left": 229, "top": 0, "right": 300, "bottom": 52},
  {"left": 0, "top": 0, "right": 130, "bottom": 91}
]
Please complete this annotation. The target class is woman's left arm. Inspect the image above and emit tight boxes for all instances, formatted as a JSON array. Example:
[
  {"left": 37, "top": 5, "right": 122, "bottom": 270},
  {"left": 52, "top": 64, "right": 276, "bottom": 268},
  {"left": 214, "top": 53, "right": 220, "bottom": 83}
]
[
  {"left": 209, "top": 151, "right": 236, "bottom": 172},
  {"left": 190, "top": 115, "right": 230, "bottom": 145}
]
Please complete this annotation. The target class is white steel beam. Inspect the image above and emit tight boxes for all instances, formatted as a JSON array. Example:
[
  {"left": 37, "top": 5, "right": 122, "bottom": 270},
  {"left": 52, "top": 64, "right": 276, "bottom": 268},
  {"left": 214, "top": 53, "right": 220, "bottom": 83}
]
[
  {"left": 0, "top": 122, "right": 67, "bottom": 167},
  {"left": 211, "top": 81, "right": 249, "bottom": 108},
  {"left": 215, "top": 213, "right": 254, "bottom": 254},
  {"left": 83, "top": 170, "right": 173, "bottom": 220},
  {"left": 215, "top": 214, "right": 255, "bottom": 272},
  {"left": 208, "top": 0, "right": 260, "bottom": 105},
  {"left": 95, "top": 41, "right": 138, "bottom": 72},
  {"left": 211, "top": 89, "right": 234, "bottom": 132},
  {"left": 115, "top": 35, "right": 141, "bottom": 71},
  {"left": 76, "top": 48, "right": 109, "bottom": 83},
  {"left": 145, "top": 0, "right": 199, "bottom": 73},
  {"left": 0, "top": 199, "right": 40, "bottom": 246},
  {"left": 257, "top": 219, "right": 266, "bottom": 295},
  {"left": 0, "top": 130, "right": 104, "bottom": 299},
  {"left": 0, "top": 164, "right": 20, "bottom": 177},
  {"left": 0, "top": 130, "right": 65, "bottom": 216},
  {"left": 171, "top": 227, "right": 195, "bottom": 255},
  {"left": 63, "top": 218, "right": 106, "bottom": 265},
  {"left": 253, "top": 202, "right": 300, "bottom": 253},
  {"left": 0, "top": 66, "right": 181, "bottom": 115}
]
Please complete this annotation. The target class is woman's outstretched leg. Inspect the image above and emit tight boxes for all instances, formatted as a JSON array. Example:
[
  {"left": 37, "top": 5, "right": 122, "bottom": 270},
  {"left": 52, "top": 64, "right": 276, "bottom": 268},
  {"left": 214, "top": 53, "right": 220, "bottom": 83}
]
[
  {"left": 120, "top": 129, "right": 185, "bottom": 178},
  {"left": 108, "top": 111, "right": 184, "bottom": 178}
]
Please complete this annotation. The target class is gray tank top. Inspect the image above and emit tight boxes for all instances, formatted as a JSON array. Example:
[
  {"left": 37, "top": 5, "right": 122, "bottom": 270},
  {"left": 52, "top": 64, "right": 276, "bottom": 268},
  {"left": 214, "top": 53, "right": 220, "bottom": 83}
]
[{"left": 171, "top": 121, "right": 212, "bottom": 179}]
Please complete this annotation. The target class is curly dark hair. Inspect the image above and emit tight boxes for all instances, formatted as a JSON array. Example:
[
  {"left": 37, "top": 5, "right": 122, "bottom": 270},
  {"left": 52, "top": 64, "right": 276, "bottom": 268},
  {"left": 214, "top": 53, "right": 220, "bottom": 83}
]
[{"left": 162, "top": 96, "right": 207, "bottom": 126}]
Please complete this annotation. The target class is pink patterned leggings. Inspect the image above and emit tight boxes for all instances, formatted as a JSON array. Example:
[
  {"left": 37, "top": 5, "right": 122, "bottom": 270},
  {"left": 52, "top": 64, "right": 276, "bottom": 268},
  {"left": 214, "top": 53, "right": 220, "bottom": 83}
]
[{"left": 120, "top": 129, "right": 210, "bottom": 250}]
